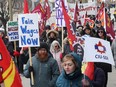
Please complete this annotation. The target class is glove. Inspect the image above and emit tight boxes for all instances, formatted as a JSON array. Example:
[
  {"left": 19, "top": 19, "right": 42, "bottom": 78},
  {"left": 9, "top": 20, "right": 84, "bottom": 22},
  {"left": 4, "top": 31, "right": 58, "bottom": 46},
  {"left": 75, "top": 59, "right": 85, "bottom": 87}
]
[
  {"left": 60, "top": 52, "right": 65, "bottom": 61},
  {"left": 82, "top": 79, "right": 90, "bottom": 87},
  {"left": 13, "top": 51, "right": 20, "bottom": 57},
  {"left": 60, "top": 53, "right": 63, "bottom": 60},
  {"left": 28, "top": 66, "right": 34, "bottom": 73}
]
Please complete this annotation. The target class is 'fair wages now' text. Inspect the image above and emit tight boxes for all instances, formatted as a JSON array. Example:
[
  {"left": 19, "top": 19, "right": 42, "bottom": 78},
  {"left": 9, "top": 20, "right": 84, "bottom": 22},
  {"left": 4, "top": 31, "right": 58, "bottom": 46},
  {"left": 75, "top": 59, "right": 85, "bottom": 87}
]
[{"left": 20, "top": 17, "right": 39, "bottom": 45}]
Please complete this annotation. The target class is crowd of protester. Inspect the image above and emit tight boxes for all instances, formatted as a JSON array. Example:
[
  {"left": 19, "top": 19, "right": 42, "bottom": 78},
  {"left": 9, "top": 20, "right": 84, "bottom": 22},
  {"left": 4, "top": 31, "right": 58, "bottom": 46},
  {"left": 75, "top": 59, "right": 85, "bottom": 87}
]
[{"left": 0, "top": 12, "right": 116, "bottom": 87}]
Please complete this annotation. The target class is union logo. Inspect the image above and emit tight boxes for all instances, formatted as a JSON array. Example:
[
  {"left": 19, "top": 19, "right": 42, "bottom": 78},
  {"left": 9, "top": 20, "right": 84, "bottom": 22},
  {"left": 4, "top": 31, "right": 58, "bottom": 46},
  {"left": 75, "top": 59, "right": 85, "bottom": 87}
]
[{"left": 95, "top": 41, "right": 106, "bottom": 54}]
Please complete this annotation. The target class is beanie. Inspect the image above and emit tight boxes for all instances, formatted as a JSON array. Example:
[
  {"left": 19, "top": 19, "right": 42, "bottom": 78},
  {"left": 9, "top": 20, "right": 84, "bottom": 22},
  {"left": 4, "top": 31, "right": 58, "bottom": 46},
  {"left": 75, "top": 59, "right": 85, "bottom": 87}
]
[{"left": 37, "top": 42, "right": 49, "bottom": 52}]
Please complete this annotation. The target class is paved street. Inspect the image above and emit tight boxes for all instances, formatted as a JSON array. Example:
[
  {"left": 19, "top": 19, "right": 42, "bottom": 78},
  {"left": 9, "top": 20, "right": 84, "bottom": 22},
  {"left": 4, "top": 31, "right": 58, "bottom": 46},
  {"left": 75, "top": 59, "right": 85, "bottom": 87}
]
[
  {"left": 21, "top": 67, "right": 116, "bottom": 87},
  {"left": 107, "top": 67, "right": 116, "bottom": 87}
]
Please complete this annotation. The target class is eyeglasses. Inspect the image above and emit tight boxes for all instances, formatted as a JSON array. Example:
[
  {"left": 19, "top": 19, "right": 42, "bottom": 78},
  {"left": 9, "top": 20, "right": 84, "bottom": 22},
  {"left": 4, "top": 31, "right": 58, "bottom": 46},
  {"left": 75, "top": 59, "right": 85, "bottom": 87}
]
[
  {"left": 55, "top": 45, "right": 59, "bottom": 48},
  {"left": 98, "top": 31, "right": 103, "bottom": 33}
]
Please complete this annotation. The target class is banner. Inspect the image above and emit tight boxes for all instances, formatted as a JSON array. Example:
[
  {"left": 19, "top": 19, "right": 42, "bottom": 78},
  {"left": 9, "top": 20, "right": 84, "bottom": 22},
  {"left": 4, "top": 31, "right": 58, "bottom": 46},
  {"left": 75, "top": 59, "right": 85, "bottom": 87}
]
[
  {"left": 83, "top": 37, "right": 115, "bottom": 65},
  {"left": 69, "top": 2, "right": 97, "bottom": 25},
  {"left": 18, "top": 13, "right": 40, "bottom": 47},
  {"left": 55, "top": 0, "right": 68, "bottom": 27},
  {"left": 7, "top": 21, "right": 19, "bottom": 41}
]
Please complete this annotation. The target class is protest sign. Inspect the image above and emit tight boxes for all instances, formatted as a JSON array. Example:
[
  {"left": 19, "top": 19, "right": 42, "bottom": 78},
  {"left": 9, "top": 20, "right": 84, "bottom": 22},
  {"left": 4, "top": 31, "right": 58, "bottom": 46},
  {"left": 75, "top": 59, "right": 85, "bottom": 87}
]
[
  {"left": 55, "top": 0, "right": 68, "bottom": 27},
  {"left": 18, "top": 13, "right": 40, "bottom": 47},
  {"left": 7, "top": 21, "right": 19, "bottom": 41},
  {"left": 83, "top": 37, "right": 115, "bottom": 65}
]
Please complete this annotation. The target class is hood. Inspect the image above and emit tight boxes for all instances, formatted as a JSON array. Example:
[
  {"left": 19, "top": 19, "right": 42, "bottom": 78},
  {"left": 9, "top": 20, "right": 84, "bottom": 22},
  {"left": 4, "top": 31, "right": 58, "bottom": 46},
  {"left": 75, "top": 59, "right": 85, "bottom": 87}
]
[
  {"left": 50, "top": 40, "right": 61, "bottom": 53},
  {"left": 46, "top": 30, "right": 59, "bottom": 38},
  {"left": 70, "top": 52, "right": 82, "bottom": 69},
  {"left": 63, "top": 52, "right": 83, "bottom": 80}
]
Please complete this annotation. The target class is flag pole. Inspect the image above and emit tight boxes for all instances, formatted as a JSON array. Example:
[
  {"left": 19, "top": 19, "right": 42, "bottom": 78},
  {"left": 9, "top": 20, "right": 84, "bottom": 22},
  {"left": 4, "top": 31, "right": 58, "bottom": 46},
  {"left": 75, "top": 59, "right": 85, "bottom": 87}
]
[
  {"left": 103, "top": 2, "right": 106, "bottom": 31},
  {"left": 14, "top": 41, "right": 17, "bottom": 64},
  {"left": 62, "top": 26, "right": 64, "bottom": 53},
  {"left": 9, "top": 0, "right": 17, "bottom": 65},
  {"left": 29, "top": 47, "right": 34, "bottom": 85}
]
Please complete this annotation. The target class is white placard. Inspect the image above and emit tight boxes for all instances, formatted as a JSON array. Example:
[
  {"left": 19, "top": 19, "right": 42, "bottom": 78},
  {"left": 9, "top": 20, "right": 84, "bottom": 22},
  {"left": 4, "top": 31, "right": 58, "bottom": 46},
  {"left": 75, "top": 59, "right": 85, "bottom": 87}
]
[
  {"left": 55, "top": 0, "right": 68, "bottom": 27},
  {"left": 18, "top": 13, "right": 40, "bottom": 47},
  {"left": 83, "top": 37, "right": 115, "bottom": 65},
  {"left": 7, "top": 21, "right": 19, "bottom": 41}
]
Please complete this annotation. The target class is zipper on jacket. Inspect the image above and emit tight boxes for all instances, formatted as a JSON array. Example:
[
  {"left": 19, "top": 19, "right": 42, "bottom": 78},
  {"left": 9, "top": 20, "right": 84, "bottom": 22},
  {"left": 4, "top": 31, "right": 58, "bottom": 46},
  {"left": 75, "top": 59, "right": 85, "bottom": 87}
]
[
  {"left": 70, "top": 81, "right": 72, "bottom": 87},
  {"left": 39, "top": 63, "right": 41, "bottom": 81}
]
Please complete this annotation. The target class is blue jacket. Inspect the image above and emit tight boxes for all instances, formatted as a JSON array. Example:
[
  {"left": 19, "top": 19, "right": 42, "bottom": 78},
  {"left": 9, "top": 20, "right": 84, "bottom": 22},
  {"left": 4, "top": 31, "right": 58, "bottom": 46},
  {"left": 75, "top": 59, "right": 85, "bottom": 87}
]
[
  {"left": 56, "top": 52, "right": 92, "bottom": 87},
  {"left": 56, "top": 71, "right": 85, "bottom": 87},
  {"left": 23, "top": 54, "right": 60, "bottom": 87}
]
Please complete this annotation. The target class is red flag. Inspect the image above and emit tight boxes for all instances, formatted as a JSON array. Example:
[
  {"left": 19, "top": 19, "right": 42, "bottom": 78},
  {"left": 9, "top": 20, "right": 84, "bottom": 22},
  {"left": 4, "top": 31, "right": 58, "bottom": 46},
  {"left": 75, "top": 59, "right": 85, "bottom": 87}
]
[
  {"left": 105, "top": 12, "right": 115, "bottom": 39},
  {"left": 96, "top": 2, "right": 104, "bottom": 26},
  {"left": 82, "top": 62, "right": 94, "bottom": 80},
  {"left": 61, "top": 0, "right": 77, "bottom": 50},
  {"left": 0, "top": 38, "right": 22, "bottom": 87},
  {"left": 32, "top": 3, "right": 46, "bottom": 20},
  {"left": 74, "top": 2, "right": 79, "bottom": 22},
  {"left": 84, "top": 18, "right": 95, "bottom": 29},
  {"left": 32, "top": 3, "right": 46, "bottom": 35},
  {"left": 74, "top": 2, "right": 81, "bottom": 25},
  {"left": 83, "top": 11, "right": 88, "bottom": 26},
  {"left": 44, "top": 0, "right": 51, "bottom": 20},
  {"left": 24, "top": 0, "right": 29, "bottom": 13},
  {"left": 0, "top": 70, "right": 3, "bottom": 83}
]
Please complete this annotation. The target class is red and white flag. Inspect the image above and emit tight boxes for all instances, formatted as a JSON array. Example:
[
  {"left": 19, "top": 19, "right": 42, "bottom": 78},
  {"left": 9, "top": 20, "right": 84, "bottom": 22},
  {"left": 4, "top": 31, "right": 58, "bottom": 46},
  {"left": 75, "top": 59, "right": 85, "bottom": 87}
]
[
  {"left": 105, "top": 12, "right": 115, "bottom": 39},
  {"left": 61, "top": 0, "right": 77, "bottom": 50},
  {"left": 44, "top": 0, "right": 51, "bottom": 20}
]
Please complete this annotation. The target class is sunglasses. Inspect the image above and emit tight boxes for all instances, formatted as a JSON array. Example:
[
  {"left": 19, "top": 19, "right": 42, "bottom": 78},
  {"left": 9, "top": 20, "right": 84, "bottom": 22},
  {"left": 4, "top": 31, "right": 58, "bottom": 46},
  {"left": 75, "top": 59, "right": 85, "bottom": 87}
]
[
  {"left": 98, "top": 31, "right": 104, "bottom": 33},
  {"left": 55, "top": 45, "right": 59, "bottom": 48}
]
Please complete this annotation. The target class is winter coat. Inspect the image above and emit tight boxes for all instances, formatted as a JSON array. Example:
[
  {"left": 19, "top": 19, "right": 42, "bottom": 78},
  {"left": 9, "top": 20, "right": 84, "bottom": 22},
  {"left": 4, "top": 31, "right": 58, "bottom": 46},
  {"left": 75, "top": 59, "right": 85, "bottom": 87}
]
[
  {"left": 95, "top": 28, "right": 112, "bottom": 72},
  {"left": 92, "top": 66, "right": 106, "bottom": 87},
  {"left": 63, "top": 38, "right": 72, "bottom": 56},
  {"left": 46, "top": 30, "right": 60, "bottom": 48},
  {"left": 111, "top": 38, "right": 116, "bottom": 68},
  {"left": 50, "top": 40, "right": 62, "bottom": 72},
  {"left": 56, "top": 53, "right": 92, "bottom": 87},
  {"left": 23, "top": 54, "right": 60, "bottom": 87}
]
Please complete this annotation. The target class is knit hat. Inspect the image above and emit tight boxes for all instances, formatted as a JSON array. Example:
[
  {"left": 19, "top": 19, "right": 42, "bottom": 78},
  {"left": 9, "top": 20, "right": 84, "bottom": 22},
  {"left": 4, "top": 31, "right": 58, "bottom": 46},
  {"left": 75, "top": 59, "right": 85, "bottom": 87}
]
[
  {"left": 37, "top": 42, "right": 49, "bottom": 52},
  {"left": 96, "top": 20, "right": 101, "bottom": 24},
  {"left": 45, "top": 25, "right": 51, "bottom": 30}
]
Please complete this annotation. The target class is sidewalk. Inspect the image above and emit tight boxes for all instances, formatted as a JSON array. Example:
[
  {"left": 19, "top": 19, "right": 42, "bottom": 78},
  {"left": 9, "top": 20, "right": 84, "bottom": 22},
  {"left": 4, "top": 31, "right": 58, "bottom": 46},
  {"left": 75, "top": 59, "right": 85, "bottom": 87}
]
[{"left": 107, "top": 67, "right": 116, "bottom": 87}]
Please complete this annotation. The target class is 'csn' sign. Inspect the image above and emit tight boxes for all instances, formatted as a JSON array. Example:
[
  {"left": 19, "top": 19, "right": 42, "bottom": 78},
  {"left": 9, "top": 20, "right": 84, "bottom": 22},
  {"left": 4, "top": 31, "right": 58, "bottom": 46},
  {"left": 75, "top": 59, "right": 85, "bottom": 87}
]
[{"left": 18, "top": 13, "right": 40, "bottom": 47}]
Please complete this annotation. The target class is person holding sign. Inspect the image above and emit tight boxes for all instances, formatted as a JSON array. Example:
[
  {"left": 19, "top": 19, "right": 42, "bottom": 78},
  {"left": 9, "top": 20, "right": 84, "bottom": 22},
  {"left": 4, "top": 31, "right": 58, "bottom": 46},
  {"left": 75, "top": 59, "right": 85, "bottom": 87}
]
[
  {"left": 56, "top": 53, "right": 92, "bottom": 87},
  {"left": 95, "top": 27, "right": 112, "bottom": 87},
  {"left": 23, "top": 42, "right": 60, "bottom": 87}
]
